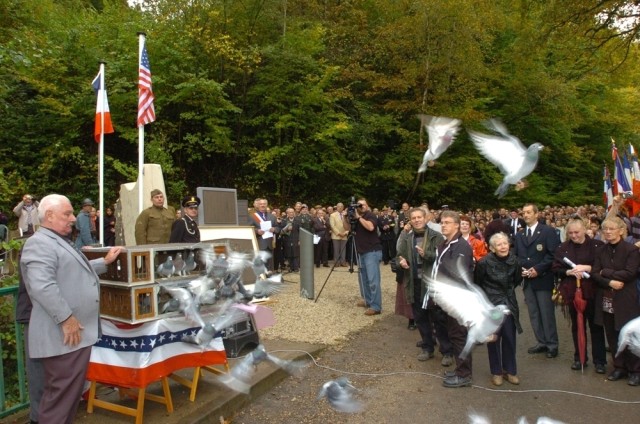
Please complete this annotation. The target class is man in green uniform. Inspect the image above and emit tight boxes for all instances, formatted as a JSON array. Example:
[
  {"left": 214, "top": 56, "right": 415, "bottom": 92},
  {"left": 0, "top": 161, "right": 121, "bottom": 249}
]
[{"left": 134, "top": 189, "right": 176, "bottom": 245}]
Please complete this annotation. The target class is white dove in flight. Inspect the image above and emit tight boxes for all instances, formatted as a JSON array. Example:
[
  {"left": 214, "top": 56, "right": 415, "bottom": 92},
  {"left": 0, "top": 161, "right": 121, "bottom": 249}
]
[
  {"left": 426, "top": 265, "right": 509, "bottom": 360},
  {"left": 417, "top": 114, "right": 462, "bottom": 173},
  {"left": 468, "top": 119, "right": 543, "bottom": 198},
  {"left": 615, "top": 316, "right": 640, "bottom": 358}
]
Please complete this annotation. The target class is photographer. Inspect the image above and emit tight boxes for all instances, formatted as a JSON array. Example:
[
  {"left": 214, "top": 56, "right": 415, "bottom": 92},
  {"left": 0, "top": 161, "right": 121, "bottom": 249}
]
[
  {"left": 345, "top": 198, "right": 383, "bottom": 316},
  {"left": 13, "top": 194, "right": 40, "bottom": 236}
]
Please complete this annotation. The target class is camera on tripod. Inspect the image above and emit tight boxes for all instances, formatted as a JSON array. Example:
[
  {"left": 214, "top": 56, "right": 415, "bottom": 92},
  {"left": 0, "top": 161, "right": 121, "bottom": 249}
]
[{"left": 347, "top": 196, "right": 360, "bottom": 226}]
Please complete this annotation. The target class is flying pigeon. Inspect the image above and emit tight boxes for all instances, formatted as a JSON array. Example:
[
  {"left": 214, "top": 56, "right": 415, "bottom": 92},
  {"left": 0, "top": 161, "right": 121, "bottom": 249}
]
[
  {"left": 417, "top": 114, "right": 462, "bottom": 173},
  {"left": 156, "top": 256, "right": 175, "bottom": 278},
  {"left": 173, "top": 253, "right": 185, "bottom": 276},
  {"left": 318, "top": 377, "right": 363, "bottom": 413},
  {"left": 249, "top": 273, "right": 283, "bottom": 299},
  {"left": 159, "top": 284, "right": 199, "bottom": 322},
  {"left": 615, "top": 316, "right": 640, "bottom": 358},
  {"left": 182, "top": 300, "right": 244, "bottom": 349},
  {"left": 468, "top": 119, "right": 544, "bottom": 198},
  {"left": 217, "top": 344, "right": 305, "bottom": 394},
  {"left": 425, "top": 264, "right": 510, "bottom": 359},
  {"left": 251, "top": 251, "right": 272, "bottom": 278}
]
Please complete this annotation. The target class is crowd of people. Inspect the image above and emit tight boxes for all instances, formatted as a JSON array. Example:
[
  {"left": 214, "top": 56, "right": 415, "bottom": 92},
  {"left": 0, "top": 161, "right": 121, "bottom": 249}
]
[
  {"left": 7, "top": 190, "right": 640, "bottom": 422},
  {"left": 246, "top": 197, "right": 640, "bottom": 390}
]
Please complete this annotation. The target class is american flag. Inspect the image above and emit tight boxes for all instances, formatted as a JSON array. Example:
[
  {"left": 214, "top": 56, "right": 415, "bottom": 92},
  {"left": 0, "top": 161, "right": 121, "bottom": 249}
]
[
  {"left": 137, "top": 41, "right": 155, "bottom": 127},
  {"left": 87, "top": 318, "right": 226, "bottom": 388}
]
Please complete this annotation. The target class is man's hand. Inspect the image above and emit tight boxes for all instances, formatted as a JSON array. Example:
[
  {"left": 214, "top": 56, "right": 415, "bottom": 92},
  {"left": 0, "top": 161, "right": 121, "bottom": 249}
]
[
  {"left": 61, "top": 315, "right": 84, "bottom": 347},
  {"left": 104, "top": 246, "right": 124, "bottom": 265}
]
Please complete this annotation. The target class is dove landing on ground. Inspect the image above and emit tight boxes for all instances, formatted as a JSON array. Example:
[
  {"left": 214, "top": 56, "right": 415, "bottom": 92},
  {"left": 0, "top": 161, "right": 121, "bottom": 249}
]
[
  {"left": 417, "top": 114, "right": 462, "bottom": 173},
  {"left": 469, "top": 119, "right": 543, "bottom": 198},
  {"left": 426, "top": 274, "right": 509, "bottom": 360},
  {"left": 318, "top": 377, "right": 364, "bottom": 413},
  {"left": 615, "top": 316, "right": 640, "bottom": 358},
  {"left": 217, "top": 344, "right": 305, "bottom": 394}
]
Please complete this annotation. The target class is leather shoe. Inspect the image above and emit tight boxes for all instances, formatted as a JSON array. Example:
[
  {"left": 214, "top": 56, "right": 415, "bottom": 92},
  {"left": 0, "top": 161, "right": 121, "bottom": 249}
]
[
  {"left": 442, "top": 375, "right": 472, "bottom": 388},
  {"left": 505, "top": 374, "right": 520, "bottom": 385},
  {"left": 571, "top": 361, "right": 585, "bottom": 370},
  {"left": 356, "top": 299, "right": 367, "bottom": 308},
  {"left": 607, "top": 369, "right": 628, "bottom": 381},
  {"left": 491, "top": 375, "right": 503, "bottom": 386},
  {"left": 528, "top": 345, "right": 548, "bottom": 354},
  {"left": 628, "top": 374, "right": 640, "bottom": 386},
  {"left": 364, "top": 308, "right": 380, "bottom": 316},
  {"left": 595, "top": 364, "right": 606, "bottom": 374},
  {"left": 546, "top": 349, "right": 558, "bottom": 358}
]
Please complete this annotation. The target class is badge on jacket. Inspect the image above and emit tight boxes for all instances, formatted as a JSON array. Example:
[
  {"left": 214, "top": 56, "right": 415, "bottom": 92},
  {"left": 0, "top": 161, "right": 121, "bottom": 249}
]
[{"left": 536, "top": 244, "right": 543, "bottom": 251}]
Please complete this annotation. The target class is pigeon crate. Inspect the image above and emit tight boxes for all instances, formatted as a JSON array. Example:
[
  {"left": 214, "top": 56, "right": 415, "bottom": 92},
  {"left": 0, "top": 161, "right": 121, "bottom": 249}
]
[
  {"left": 100, "top": 277, "right": 198, "bottom": 323},
  {"left": 85, "top": 242, "right": 230, "bottom": 286},
  {"left": 99, "top": 282, "right": 161, "bottom": 323}
]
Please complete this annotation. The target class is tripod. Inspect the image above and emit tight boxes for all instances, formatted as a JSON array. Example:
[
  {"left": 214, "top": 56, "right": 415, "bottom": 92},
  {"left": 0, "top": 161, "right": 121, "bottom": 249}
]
[{"left": 314, "top": 231, "right": 359, "bottom": 302}]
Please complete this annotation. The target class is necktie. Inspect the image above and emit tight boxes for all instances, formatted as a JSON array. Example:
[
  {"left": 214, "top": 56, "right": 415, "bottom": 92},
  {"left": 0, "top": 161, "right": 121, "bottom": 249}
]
[{"left": 527, "top": 228, "right": 532, "bottom": 239}]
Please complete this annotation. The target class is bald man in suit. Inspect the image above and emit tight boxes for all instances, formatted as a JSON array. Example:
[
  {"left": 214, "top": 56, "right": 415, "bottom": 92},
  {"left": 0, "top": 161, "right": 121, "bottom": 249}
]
[{"left": 20, "top": 194, "right": 122, "bottom": 424}]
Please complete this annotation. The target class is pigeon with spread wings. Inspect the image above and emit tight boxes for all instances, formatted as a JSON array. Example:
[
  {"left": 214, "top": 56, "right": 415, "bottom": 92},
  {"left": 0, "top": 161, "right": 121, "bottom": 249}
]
[
  {"left": 417, "top": 114, "right": 462, "bottom": 173},
  {"left": 426, "top": 266, "right": 509, "bottom": 360},
  {"left": 469, "top": 119, "right": 543, "bottom": 198}
]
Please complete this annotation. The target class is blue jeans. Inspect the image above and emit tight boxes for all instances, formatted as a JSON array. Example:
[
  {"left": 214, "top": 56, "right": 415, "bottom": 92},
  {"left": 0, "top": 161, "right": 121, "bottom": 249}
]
[{"left": 358, "top": 250, "right": 382, "bottom": 311}]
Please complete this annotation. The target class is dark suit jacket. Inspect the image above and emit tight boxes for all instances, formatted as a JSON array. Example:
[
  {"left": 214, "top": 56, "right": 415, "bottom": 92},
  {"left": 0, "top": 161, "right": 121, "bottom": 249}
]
[
  {"left": 507, "top": 218, "right": 525, "bottom": 236},
  {"left": 249, "top": 212, "right": 279, "bottom": 251},
  {"left": 513, "top": 224, "right": 561, "bottom": 291}
]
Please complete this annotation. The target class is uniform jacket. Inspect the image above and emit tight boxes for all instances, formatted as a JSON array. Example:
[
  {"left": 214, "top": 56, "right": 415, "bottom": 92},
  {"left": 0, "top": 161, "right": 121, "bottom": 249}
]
[
  {"left": 20, "top": 227, "right": 106, "bottom": 358},
  {"left": 513, "top": 224, "right": 560, "bottom": 291},
  {"left": 169, "top": 215, "right": 200, "bottom": 243},
  {"left": 135, "top": 205, "right": 176, "bottom": 245}
]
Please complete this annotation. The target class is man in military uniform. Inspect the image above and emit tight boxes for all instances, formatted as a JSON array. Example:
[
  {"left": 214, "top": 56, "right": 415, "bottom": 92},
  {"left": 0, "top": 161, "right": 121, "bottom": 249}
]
[
  {"left": 169, "top": 195, "right": 201, "bottom": 243},
  {"left": 134, "top": 189, "right": 176, "bottom": 245}
]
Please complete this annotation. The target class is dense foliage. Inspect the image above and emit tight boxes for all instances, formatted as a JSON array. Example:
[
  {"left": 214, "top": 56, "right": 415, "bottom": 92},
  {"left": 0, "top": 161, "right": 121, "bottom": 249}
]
[{"left": 2, "top": 0, "right": 640, "bottom": 214}]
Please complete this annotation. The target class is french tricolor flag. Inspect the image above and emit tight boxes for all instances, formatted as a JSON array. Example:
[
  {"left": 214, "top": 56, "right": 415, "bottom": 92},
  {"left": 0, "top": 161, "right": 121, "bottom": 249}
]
[{"left": 92, "top": 68, "right": 114, "bottom": 143}]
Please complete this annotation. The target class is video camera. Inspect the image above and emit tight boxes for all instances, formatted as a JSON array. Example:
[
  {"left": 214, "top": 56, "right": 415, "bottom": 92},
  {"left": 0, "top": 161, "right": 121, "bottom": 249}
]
[{"left": 347, "top": 196, "right": 359, "bottom": 226}]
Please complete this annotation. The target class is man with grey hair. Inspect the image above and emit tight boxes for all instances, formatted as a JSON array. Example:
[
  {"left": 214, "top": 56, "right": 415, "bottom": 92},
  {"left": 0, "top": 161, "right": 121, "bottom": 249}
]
[
  {"left": 250, "top": 198, "right": 280, "bottom": 271},
  {"left": 431, "top": 210, "right": 475, "bottom": 388},
  {"left": 20, "top": 194, "right": 122, "bottom": 423}
]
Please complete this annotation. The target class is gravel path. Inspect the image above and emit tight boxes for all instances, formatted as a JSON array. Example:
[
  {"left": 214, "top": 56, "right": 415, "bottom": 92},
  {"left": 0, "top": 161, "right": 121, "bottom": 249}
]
[{"left": 233, "top": 265, "right": 640, "bottom": 424}]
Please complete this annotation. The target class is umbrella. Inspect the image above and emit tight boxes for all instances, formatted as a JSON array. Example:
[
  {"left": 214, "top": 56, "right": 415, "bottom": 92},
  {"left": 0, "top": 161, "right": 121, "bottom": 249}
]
[{"left": 573, "top": 277, "right": 587, "bottom": 371}]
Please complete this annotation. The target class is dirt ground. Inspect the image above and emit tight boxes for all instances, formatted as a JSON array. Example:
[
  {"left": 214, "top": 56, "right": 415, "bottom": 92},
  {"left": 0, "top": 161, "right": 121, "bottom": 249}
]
[{"left": 232, "top": 268, "right": 640, "bottom": 424}]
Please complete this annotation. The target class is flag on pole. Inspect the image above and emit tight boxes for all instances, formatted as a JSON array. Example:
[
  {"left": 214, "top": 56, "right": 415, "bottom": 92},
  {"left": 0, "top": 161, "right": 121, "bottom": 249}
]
[
  {"left": 603, "top": 164, "right": 613, "bottom": 210},
  {"left": 612, "top": 139, "right": 632, "bottom": 195},
  {"left": 623, "top": 147, "right": 634, "bottom": 188},
  {"left": 137, "top": 41, "right": 155, "bottom": 127},
  {"left": 92, "top": 70, "right": 114, "bottom": 143}
]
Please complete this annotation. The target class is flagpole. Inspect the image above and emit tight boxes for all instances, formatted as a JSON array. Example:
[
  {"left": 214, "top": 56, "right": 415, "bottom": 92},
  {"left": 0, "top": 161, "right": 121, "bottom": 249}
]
[
  {"left": 98, "top": 61, "right": 106, "bottom": 246},
  {"left": 137, "top": 32, "right": 146, "bottom": 215}
]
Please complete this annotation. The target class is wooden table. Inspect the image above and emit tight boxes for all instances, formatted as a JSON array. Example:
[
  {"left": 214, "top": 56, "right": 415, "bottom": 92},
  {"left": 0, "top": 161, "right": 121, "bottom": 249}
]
[{"left": 86, "top": 317, "right": 228, "bottom": 424}]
